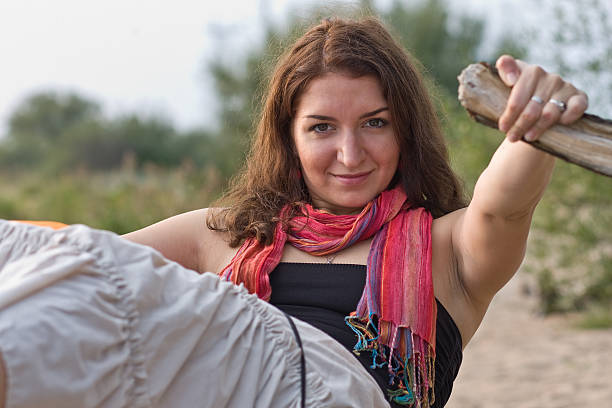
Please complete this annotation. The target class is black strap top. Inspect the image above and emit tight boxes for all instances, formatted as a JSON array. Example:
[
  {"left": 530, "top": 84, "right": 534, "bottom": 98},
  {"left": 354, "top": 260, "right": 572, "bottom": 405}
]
[{"left": 269, "top": 263, "right": 463, "bottom": 408}]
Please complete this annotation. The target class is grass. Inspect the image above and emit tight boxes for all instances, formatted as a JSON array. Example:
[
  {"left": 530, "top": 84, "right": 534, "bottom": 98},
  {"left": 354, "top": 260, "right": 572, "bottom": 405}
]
[
  {"left": 0, "top": 163, "right": 225, "bottom": 234},
  {"left": 576, "top": 305, "right": 612, "bottom": 329}
]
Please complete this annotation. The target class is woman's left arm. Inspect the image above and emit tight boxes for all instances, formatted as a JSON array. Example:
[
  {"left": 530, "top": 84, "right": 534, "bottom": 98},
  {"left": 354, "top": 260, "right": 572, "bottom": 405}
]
[{"left": 451, "top": 55, "right": 589, "bottom": 306}]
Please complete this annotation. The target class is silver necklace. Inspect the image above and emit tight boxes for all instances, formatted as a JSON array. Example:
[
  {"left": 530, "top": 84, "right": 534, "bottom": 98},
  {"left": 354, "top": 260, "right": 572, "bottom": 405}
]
[{"left": 325, "top": 254, "right": 337, "bottom": 264}]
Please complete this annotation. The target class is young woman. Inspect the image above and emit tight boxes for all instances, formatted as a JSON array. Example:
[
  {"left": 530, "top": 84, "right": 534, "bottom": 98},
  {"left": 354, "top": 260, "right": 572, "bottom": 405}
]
[{"left": 0, "top": 17, "right": 588, "bottom": 408}]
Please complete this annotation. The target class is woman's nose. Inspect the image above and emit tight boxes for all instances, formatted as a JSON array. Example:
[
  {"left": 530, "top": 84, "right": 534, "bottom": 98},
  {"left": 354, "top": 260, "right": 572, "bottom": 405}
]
[{"left": 336, "top": 131, "right": 364, "bottom": 168}]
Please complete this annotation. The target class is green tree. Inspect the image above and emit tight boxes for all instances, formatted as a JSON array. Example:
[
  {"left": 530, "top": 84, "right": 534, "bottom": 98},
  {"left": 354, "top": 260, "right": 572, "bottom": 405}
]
[
  {"left": 8, "top": 91, "right": 101, "bottom": 143},
  {"left": 0, "top": 92, "right": 101, "bottom": 169},
  {"left": 57, "top": 115, "right": 179, "bottom": 170},
  {"left": 383, "top": 0, "right": 484, "bottom": 94},
  {"left": 1, "top": 91, "right": 217, "bottom": 172}
]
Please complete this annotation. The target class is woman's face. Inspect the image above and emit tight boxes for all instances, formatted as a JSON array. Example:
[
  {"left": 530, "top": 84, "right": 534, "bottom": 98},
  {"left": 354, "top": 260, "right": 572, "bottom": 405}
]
[{"left": 291, "top": 73, "right": 400, "bottom": 214}]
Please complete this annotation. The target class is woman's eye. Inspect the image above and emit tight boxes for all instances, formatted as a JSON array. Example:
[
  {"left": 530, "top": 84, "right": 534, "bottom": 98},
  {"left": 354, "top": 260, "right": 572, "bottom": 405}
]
[
  {"left": 364, "top": 118, "right": 387, "bottom": 128},
  {"left": 310, "top": 123, "right": 333, "bottom": 133}
]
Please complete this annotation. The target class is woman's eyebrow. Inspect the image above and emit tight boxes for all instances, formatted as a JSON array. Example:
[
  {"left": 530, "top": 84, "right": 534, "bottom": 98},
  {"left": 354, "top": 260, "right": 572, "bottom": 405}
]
[
  {"left": 304, "top": 114, "right": 335, "bottom": 120},
  {"left": 303, "top": 107, "right": 389, "bottom": 121},
  {"left": 359, "top": 107, "right": 389, "bottom": 119}
]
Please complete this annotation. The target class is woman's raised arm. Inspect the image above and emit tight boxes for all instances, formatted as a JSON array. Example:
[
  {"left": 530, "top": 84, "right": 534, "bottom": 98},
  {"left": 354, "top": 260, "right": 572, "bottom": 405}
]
[{"left": 450, "top": 56, "right": 588, "bottom": 307}]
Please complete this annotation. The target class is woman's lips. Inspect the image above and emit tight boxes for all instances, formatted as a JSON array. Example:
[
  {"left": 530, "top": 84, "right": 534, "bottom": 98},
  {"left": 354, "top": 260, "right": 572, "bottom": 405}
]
[{"left": 333, "top": 171, "right": 372, "bottom": 185}]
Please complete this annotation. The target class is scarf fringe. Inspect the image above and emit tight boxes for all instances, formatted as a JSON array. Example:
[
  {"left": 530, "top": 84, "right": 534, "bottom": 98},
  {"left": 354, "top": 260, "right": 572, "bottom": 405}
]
[{"left": 345, "top": 314, "right": 435, "bottom": 407}]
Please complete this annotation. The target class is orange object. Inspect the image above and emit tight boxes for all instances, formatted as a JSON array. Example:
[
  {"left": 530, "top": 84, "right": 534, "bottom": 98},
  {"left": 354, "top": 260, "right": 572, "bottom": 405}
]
[{"left": 13, "top": 220, "right": 68, "bottom": 230}]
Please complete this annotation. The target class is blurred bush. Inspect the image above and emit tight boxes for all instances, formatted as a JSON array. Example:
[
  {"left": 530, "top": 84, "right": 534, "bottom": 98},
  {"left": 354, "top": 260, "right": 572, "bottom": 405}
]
[
  {"left": 1, "top": 162, "right": 222, "bottom": 234},
  {"left": 0, "top": 91, "right": 224, "bottom": 174}
]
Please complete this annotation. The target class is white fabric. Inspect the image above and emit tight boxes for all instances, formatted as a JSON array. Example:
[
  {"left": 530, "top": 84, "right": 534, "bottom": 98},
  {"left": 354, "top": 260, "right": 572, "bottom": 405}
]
[{"left": 0, "top": 220, "right": 389, "bottom": 408}]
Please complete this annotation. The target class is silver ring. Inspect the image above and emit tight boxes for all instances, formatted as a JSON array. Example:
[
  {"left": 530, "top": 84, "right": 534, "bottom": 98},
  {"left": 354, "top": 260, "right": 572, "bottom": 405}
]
[
  {"left": 530, "top": 95, "right": 544, "bottom": 105},
  {"left": 548, "top": 98, "right": 567, "bottom": 112}
]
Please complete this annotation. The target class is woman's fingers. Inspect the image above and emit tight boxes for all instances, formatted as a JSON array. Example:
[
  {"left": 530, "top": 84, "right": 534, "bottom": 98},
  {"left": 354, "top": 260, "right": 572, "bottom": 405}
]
[
  {"left": 560, "top": 91, "right": 589, "bottom": 125},
  {"left": 495, "top": 55, "right": 588, "bottom": 142},
  {"left": 524, "top": 101, "right": 562, "bottom": 141},
  {"left": 505, "top": 94, "right": 545, "bottom": 142},
  {"left": 495, "top": 54, "right": 520, "bottom": 87},
  {"left": 523, "top": 86, "right": 585, "bottom": 141},
  {"left": 498, "top": 62, "right": 544, "bottom": 138}
]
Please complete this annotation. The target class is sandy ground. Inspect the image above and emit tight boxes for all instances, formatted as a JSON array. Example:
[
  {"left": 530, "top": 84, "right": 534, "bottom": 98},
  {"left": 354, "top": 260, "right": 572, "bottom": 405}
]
[{"left": 445, "top": 271, "right": 612, "bottom": 408}]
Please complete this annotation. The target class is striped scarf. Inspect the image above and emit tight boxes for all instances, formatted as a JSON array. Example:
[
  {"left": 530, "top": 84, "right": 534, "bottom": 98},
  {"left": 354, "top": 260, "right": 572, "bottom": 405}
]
[{"left": 221, "top": 186, "right": 436, "bottom": 406}]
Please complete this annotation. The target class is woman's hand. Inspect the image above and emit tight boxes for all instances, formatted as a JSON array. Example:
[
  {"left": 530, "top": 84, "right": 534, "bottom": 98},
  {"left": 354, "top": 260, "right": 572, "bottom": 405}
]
[{"left": 495, "top": 55, "right": 589, "bottom": 143}]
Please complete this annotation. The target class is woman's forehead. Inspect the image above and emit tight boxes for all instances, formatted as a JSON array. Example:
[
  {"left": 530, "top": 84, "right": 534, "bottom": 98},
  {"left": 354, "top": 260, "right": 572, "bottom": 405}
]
[{"left": 294, "top": 73, "right": 387, "bottom": 117}]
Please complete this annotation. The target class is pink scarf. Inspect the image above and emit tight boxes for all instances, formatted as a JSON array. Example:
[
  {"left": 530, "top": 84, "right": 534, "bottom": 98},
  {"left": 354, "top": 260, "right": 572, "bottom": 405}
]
[{"left": 221, "top": 186, "right": 436, "bottom": 406}]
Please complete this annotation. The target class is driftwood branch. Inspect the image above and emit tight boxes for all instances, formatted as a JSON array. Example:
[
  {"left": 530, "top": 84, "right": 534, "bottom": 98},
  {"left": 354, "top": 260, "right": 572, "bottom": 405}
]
[{"left": 457, "top": 63, "right": 612, "bottom": 177}]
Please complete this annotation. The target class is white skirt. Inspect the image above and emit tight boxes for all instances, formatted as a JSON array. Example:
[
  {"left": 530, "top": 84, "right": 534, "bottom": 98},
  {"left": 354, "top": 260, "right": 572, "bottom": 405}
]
[{"left": 0, "top": 220, "right": 390, "bottom": 408}]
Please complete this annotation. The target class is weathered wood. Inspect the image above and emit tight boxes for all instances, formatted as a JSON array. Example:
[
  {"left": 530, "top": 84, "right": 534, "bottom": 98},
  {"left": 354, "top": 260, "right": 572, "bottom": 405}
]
[{"left": 457, "top": 62, "right": 612, "bottom": 177}]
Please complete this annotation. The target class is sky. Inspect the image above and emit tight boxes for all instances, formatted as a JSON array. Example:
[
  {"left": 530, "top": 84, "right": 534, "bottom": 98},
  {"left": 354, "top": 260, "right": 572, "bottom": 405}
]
[
  {"left": 0, "top": 0, "right": 607, "bottom": 137},
  {"left": 0, "top": 0, "right": 287, "bottom": 135}
]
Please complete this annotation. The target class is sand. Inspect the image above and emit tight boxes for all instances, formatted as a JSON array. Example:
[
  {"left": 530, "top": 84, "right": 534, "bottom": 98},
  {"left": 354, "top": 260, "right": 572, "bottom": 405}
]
[{"left": 445, "top": 271, "right": 612, "bottom": 408}]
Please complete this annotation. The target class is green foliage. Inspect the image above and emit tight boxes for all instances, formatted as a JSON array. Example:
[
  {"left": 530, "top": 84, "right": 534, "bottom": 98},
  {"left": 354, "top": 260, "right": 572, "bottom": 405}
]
[
  {"left": 524, "top": 159, "right": 612, "bottom": 319},
  {"left": 8, "top": 91, "right": 101, "bottom": 142},
  {"left": 1, "top": 92, "right": 101, "bottom": 169},
  {"left": 0, "top": 92, "right": 218, "bottom": 173},
  {"left": 1, "top": 165, "right": 223, "bottom": 234},
  {"left": 383, "top": 0, "right": 484, "bottom": 94},
  {"left": 437, "top": 90, "right": 501, "bottom": 192},
  {"left": 536, "top": 268, "right": 564, "bottom": 314},
  {"left": 577, "top": 305, "right": 612, "bottom": 329},
  {"left": 533, "top": 0, "right": 612, "bottom": 116}
]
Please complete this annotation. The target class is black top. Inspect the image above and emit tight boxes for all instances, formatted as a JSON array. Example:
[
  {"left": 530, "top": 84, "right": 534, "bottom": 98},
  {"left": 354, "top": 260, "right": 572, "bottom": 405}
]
[{"left": 269, "top": 263, "right": 463, "bottom": 408}]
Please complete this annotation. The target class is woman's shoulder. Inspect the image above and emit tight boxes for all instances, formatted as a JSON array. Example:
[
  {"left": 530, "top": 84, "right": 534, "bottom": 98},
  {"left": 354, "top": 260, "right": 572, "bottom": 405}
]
[
  {"left": 197, "top": 208, "right": 238, "bottom": 273},
  {"left": 123, "top": 208, "right": 234, "bottom": 274}
]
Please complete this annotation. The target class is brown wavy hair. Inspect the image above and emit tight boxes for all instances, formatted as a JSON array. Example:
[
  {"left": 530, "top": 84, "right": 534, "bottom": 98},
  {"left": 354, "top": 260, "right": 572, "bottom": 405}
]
[{"left": 208, "top": 16, "right": 466, "bottom": 247}]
